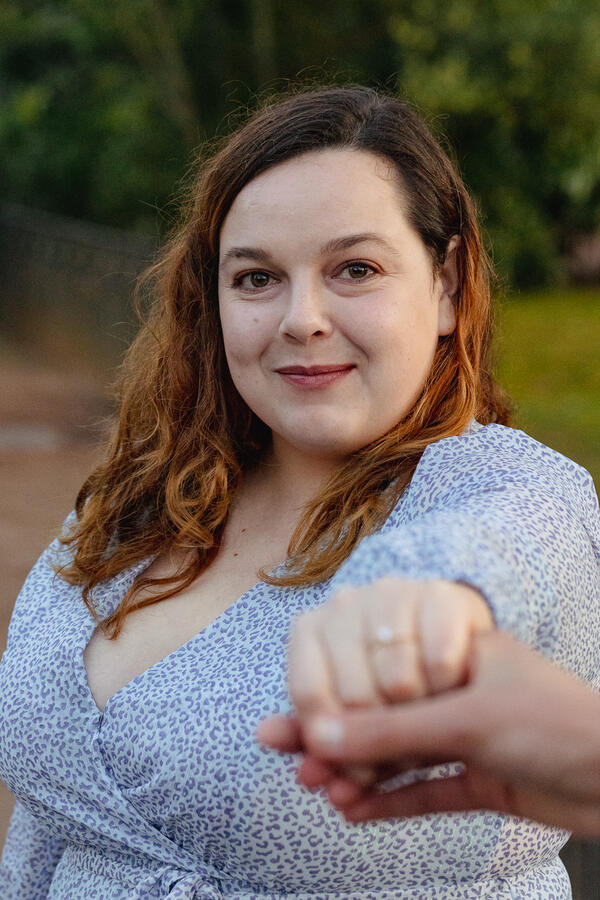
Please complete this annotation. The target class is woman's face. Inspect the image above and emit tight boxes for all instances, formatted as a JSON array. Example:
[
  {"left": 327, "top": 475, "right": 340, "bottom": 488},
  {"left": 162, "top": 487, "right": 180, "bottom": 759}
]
[{"left": 218, "top": 148, "right": 458, "bottom": 463}]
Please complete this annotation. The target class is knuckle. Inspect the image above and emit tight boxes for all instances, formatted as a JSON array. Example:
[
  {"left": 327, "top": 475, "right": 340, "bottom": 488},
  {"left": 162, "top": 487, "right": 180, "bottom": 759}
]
[
  {"left": 292, "top": 608, "right": 320, "bottom": 634},
  {"left": 426, "top": 655, "right": 461, "bottom": 690},
  {"left": 378, "top": 668, "right": 425, "bottom": 701},
  {"left": 330, "top": 587, "right": 358, "bottom": 610},
  {"left": 337, "top": 685, "right": 378, "bottom": 708},
  {"left": 290, "top": 683, "right": 324, "bottom": 710},
  {"left": 374, "top": 576, "right": 413, "bottom": 600}
]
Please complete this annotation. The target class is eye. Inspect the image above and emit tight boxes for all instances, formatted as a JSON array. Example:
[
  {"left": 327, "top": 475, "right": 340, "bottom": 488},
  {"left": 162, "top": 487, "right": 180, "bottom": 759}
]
[
  {"left": 338, "top": 261, "right": 377, "bottom": 281},
  {"left": 231, "top": 271, "right": 274, "bottom": 291}
]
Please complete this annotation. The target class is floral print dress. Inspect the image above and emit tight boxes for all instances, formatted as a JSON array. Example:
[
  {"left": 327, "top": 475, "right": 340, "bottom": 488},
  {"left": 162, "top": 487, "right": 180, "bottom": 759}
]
[{"left": 0, "top": 423, "right": 598, "bottom": 899}]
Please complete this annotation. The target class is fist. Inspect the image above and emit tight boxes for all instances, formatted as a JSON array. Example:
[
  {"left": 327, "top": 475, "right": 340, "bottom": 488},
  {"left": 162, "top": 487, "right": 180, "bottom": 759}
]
[{"left": 288, "top": 577, "right": 495, "bottom": 722}]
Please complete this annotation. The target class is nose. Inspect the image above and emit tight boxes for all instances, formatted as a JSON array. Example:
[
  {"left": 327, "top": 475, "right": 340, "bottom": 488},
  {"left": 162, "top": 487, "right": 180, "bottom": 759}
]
[{"left": 278, "top": 279, "right": 333, "bottom": 343}]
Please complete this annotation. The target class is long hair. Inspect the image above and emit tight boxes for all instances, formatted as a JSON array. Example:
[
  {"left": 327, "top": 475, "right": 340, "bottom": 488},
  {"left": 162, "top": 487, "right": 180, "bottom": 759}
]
[{"left": 59, "top": 83, "right": 512, "bottom": 639}]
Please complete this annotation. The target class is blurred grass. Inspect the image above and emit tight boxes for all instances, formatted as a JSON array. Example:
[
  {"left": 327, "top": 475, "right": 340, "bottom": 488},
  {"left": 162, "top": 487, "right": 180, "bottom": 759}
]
[{"left": 495, "top": 287, "right": 599, "bottom": 488}]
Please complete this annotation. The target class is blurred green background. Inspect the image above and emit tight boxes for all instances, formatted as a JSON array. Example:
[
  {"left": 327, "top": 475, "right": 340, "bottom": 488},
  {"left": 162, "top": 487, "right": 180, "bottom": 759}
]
[
  {"left": 2, "top": 0, "right": 600, "bottom": 286},
  {"left": 1, "top": 0, "right": 598, "bottom": 483},
  {"left": 0, "top": 2, "right": 599, "bottom": 891},
  {"left": 497, "top": 287, "right": 599, "bottom": 485}
]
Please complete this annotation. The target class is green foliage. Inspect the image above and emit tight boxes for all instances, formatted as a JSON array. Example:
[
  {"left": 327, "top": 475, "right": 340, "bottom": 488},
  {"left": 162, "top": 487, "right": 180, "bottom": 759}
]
[
  {"left": 386, "top": 0, "right": 600, "bottom": 286},
  {"left": 1, "top": 0, "right": 599, "bottom": 285},
  {"left": 495, "top": 287, "right": 600, "bottom": 484},
  {"left": 0, "top": 0, "right": 191, "bottom": 231}
]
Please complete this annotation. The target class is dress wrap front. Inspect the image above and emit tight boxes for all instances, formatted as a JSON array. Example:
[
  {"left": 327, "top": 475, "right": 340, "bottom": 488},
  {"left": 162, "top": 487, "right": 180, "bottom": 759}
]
[{"left": 0, "top": 423, "right": 599, "bottom": 899}]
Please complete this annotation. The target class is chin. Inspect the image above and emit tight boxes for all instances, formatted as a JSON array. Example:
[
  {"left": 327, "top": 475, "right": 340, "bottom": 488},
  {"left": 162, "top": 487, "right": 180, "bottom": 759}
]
[
  {"left": 280, "top": 428, "right": 366, "bottom": 460},
  {"left": 268, "top": 411, "right": 378, "bottom": 460}
]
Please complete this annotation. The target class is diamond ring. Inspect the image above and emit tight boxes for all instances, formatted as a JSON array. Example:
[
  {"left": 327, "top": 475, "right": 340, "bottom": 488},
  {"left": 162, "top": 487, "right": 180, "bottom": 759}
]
[{"left": 368, "top": 625, "right": 414, "bottom": 648}]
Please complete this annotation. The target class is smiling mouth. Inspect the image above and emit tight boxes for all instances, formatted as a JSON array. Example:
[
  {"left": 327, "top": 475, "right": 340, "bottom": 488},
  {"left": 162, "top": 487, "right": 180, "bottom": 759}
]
[
  {"left": 274, "top": 364, "right": 356, "bottom": 389},
  {"left": 275, "top": 365, "right": 355, "bottom": 375}
]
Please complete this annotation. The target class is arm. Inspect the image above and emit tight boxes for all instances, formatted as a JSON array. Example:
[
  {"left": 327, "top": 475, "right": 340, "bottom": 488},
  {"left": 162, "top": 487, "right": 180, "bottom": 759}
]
[
  {"left": 0, "top": 800, "right": 67, "bottom": 898},
  {"left": 0, "top": 523, "right": 75, "bottom": 897},
  {"left": 257, "top": 428, "right": 600, "bottom": 809},
  {"left": 329, "top": 428, "right": 600, "bottom": 676}
]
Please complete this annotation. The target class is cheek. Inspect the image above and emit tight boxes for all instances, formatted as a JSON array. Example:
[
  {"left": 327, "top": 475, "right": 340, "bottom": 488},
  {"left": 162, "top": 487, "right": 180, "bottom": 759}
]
[
  {"left": 364, "top": 303, "right": 440, "bottom": 392},
  {"left": 363, "top": 301, "right": 438, "bottom": 358},
  {"left": 220, "top": 309, "right": 271, "bottom": 370}
]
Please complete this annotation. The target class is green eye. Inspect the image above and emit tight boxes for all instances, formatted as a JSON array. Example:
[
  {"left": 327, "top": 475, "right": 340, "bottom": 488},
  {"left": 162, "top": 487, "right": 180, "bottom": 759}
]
[
  {"left": 249, "top": 272, "right": 269, "bottom": 288},
  {"left": 342, "top": 262, "right": 376, "bottom": 280},
  {"left": 347, "top": 263, "right": 370, "bottom": 278},
  {"left": 232, "top": 271, "right": 272, "bottom": 290}
]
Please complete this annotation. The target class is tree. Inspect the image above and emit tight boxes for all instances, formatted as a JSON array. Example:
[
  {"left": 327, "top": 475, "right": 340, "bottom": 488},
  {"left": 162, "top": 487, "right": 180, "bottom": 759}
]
[
  {"left": 1, "top": 0, "right": 598, "bottom": 286},
  {"left": 385, "top": 0, "right": 600, "bottom": 285}
]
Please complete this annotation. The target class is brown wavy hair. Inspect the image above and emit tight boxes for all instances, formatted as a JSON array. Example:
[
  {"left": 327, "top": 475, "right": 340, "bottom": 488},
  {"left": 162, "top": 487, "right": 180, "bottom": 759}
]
[{"left": 59, "top": 83, "right": 512, "bottom": 639}]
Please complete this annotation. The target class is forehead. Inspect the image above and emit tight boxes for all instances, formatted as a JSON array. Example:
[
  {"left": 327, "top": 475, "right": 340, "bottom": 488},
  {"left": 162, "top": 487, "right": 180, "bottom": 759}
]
[{"left": 218, "top": 148, "right": 410, "bottom": 253}]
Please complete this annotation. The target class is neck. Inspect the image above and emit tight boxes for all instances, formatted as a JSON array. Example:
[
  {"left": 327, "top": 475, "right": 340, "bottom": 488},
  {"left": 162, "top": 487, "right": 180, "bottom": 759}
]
[{"left": 248, "top": 437, "right": 344, "bottom": 517}]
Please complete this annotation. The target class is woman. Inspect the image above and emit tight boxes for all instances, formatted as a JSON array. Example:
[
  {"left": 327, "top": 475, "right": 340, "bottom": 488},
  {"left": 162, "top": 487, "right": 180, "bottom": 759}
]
[{"left": 0, "top": 84, "right": 598, "bottom": 899}]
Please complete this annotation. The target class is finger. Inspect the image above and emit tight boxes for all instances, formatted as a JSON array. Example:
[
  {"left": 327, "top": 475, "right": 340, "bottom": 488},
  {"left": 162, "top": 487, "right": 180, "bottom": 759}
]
[
  {"left": 298, "top": 749, "right": 407, "bottom": 790},
  {"left": 327, "top": 761, "right": 413, "bottom": 805},
  {"left": 369, "top": 641, "right": 429, "bottom": 702},
  {"left": 255, "top": 715, "right": 386, "bottom": 789},
  {"left": 288, "top": 610, "right": 339, "bottom": 717},
  {"left": 327, "top": 759, "right": 444, "bottom": 810},
  {"left": 342, "top": 768, "right": 506, "bottom": 822},
  {"left": 327, "top": 776, "right": 366, "bottom": 808},
  {"left": 294, "top": 595, "right": 383, "bottom": 788},
  {"left": 464, "top": 586, "right": 495, "bottom": 632},
  {"left": 255, "top": 715, "right": 303, "bottom": 752},
  {"left": 297, "top": 754, "right": 338, "bottom": 788},
  {"left": 420, "top": 583, "right": 494, "bottom": 692},
  {"left": 320, "top": 588, "right": 384, "bottom": 708},
  {"left": 303, "top": 693, "right": 480, "bottom": 763},
  {"left": 418, "top": 585, "right": 472, "bottom": 694},
  {"left": 342, "top": 764, "right": 380, "bottom": 787},
  {"left": 343, "top": 771, "right": 600, "bottom": 837},
  {"left": 364, "top": 580, "right": 427, "bottom": 702},
  {"left": 312, "top": 589, "right": 387, "bottom": 789},
  {"left": 297, "top": 755, "right": 384, "bottom": 794}
]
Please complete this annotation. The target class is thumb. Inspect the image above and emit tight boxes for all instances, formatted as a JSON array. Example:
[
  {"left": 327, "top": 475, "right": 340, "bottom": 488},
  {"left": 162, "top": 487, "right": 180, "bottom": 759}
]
[
  {"left": 304, "top": 690, "right": 480, "bottom": 764},
  {"left": 255, "top": 714, "right": 304, "bottom": 752}
]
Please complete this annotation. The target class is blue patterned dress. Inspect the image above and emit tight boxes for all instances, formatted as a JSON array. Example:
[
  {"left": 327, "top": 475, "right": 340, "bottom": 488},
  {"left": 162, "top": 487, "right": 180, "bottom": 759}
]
[{"left": 0, "top": 422, "right": 598, "bottom": 899}]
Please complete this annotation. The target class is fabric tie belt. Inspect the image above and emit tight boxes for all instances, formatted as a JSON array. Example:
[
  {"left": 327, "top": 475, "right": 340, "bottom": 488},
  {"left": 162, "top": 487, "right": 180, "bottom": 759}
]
[
  {"left": 63, "top": 842, "right": 224, "bottom": 898},
  {"left": 131, "top": 865, "right": 223, "bottom": 899}
]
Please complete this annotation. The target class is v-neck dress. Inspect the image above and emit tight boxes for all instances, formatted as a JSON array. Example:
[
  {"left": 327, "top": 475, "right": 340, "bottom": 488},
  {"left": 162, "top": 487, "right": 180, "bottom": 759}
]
[{"left": 0, "top": 423, "right": 599, "bottom": 899}]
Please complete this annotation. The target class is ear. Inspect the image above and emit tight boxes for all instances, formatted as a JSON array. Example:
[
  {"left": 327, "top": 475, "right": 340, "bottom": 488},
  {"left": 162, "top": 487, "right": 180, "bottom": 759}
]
[{"left": 436, "top": 235, "right": 460, "bottom": 337}]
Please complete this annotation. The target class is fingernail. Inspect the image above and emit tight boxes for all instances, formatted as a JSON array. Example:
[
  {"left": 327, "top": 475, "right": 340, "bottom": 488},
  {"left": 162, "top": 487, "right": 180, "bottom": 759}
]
[{"left": 311, "top": 716, "right": 344, "bottom": 746}]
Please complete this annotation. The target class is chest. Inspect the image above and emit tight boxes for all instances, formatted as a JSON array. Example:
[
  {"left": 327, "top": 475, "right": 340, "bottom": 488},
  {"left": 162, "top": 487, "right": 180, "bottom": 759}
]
[{"left": 83, "top": 527, "right": 292, "bottom": 714}]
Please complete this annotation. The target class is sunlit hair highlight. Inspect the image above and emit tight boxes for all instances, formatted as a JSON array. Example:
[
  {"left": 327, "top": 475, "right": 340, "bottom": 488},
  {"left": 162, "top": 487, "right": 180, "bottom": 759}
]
[{"left": 58, "top": 83, "right": 512, "bottom": 639}]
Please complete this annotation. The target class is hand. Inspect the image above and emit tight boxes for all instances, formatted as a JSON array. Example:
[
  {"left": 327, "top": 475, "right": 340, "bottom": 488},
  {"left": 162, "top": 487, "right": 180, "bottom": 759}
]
[
  {"left": 286, "top": 577, "right": 493, "bottom": 713},
  {"left": 259, "top": 577, "right": 493, "bottom": 788},
  {"left": 260, "top": 631, "right": 600, "bottom": 837}
]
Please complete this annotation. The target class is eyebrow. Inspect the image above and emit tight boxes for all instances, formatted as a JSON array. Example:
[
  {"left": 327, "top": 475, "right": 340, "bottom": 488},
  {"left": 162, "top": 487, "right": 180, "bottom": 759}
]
[{"left": 219, "top": 232, "right": 401, "bottom": 267}]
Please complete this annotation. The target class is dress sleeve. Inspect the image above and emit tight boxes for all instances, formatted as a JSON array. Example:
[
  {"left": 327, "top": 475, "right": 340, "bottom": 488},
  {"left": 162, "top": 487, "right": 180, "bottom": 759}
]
[
  {"left": 329, "top": 427, "right": 600, "bottom": 682},
  {"left": 0, "top": 800, "right": 67, "bottom": 898}
]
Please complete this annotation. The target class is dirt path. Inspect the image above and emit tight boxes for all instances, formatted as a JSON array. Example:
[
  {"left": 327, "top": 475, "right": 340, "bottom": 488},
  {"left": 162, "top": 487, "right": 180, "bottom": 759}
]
[{"left": 0, "top": 354, "right": 107, "bottom": 845}]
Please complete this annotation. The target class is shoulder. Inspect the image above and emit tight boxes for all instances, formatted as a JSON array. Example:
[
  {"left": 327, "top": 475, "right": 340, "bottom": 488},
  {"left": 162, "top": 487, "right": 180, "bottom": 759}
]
[
  {"left": 396, "top": 422, "right": 599, "bottom": 524},
  {"left": 423, "top": 421, "right": 593, "bottom": 483},
  {"left": 5, "top": 513, "right": 82, "bottom": 646}
]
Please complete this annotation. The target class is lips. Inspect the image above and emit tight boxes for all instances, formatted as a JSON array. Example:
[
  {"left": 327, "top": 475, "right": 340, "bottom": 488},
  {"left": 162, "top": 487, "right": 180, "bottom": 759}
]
[
  {"left": 274, "top": 364, "right": 356, "bottom": 390},
  {"left": 275, "top": 365, "right": 355, "bottom": 375}
]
